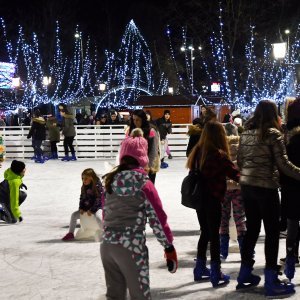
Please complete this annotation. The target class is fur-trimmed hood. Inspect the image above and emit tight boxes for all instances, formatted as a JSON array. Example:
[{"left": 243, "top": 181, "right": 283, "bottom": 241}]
[
  {"left": 63, "top": 113, "right": 74, "bottom": 119},
  {"left": 32, "top": 117, "right": 45, "bottom": 124},
  {"left": 227, "top": 135, "right": 240, "bottom": 145},
  {"left": 187, "top": 124, "right": 202, "bottom": 136},
  {"left": 286, "top": 126, "right": 300, "bottom": 144}
]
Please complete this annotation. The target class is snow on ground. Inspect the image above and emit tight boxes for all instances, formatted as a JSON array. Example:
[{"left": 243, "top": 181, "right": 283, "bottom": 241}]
[{"left": 0, "top": 158, "right": 298, "bottom": 299}]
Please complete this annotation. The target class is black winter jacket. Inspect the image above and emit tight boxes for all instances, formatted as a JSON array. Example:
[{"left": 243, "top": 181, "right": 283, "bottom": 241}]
[
  {"left": 280, "top": 127, "right": 300, "bottom": 219},
  {"left": 27, "top": 117, "right": 46, "bottom": 140}
]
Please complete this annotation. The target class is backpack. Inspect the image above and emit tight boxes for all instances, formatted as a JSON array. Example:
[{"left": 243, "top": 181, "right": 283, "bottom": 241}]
[
  {"left": 0, "top": 180, "right": 10, "bottom": 205},
  {"left": 0, "top": 180, "right": 27, "bottom": 223}
]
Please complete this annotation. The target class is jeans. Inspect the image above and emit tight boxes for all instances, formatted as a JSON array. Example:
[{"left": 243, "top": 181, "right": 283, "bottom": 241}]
[
  {"left": 63, "top": 136, "right": 75, "bottom": 156},
  {"left": 32, "top": 139, "right": 43, "bottom": 156},
  {"left": 196, "top": 195, "right": 222, "bottom": 264},
  {"left": 241, "top": 185, "right": 280, "bottom": 269}
]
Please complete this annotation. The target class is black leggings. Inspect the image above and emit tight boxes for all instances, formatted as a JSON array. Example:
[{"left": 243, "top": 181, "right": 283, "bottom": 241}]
[
  {"left": 196, "top": 195, "right": 222, "bottom": 264},
  {"left": 63, "top": 136, "right": 75, "bottom": 156},
  {"left": 241, "top": 185, "right": 280, "bottom": 269},
  {"left": 50, "top": 141, "right": 58, "bottom": 153}
]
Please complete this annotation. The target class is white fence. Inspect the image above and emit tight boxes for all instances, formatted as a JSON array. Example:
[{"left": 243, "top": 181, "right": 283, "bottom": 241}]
[{"left": 0, "top": 124, "right": 191, "bottom": 159}]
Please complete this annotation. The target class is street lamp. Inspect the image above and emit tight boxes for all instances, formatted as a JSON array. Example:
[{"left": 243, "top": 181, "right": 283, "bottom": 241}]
[
  {"left": 99, "top": 83, "right": 106, "bottom": 92},
  {"left": 75, "top": 32, "right": 84, "bottom": 87},
  {"left": 43, "top": 76, "right": 52, "bottom": 86},
  {"left": 272, "top": 42, "right": 287, "bottom": 60},
  {"left": 285, "top": 29, "right": 290, "bottom": 63},
  {"left": 12, "top": 77, "right": 21, "bottom": 88},
  {"left": 168, "top": 87, "right": 174, "bottom": 95},
  {"left": 181, "top": 43, "right": 202, "bottom": 95}
]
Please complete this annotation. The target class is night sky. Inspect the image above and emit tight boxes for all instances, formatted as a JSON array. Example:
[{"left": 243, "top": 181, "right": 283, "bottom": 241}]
[{"left": 0, "top": 0, "right": 299, "bottom": 58}]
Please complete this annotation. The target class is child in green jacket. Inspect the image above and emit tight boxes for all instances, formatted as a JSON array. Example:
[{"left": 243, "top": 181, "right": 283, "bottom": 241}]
[{"left": 0, "top": 160, "right": 27, "bottom": 223}]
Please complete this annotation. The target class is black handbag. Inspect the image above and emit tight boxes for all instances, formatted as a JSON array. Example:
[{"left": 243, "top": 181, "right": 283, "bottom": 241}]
[{"left": 181, "top": 159, "right": 205, "bottom": 210}]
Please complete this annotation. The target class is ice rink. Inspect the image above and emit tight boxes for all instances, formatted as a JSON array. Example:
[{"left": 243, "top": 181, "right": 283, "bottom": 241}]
[{"left": 0, "top": 158, "right": 298, "bottom": 299}]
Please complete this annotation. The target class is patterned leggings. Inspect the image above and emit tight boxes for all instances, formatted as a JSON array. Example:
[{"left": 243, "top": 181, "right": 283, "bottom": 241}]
[{"left": 219, "top": 189, "right": 246, "bottom": 236}]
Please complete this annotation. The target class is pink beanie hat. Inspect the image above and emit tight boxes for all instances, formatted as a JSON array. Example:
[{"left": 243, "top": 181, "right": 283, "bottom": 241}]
[{"left": 119, "top": 128, "right": 149, "bottom": 168}]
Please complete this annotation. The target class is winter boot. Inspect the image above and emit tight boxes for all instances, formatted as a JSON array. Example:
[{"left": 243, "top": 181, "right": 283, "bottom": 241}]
[
  {"left": 264, "top": 268, "right": 295, "bottom": 298},
  {"left": 42, "top": 155, "right": 49, "bottom": 161},
  {"left": 210, "top": 261, "right": 230, "bottom": 288},
  {"left": 61, "top": 156, "right": 70, "bottom": 161},
  {"left": 35, "top": 155, "right": 45, "bottom": 163},
  {"left": 49, "top": 152, "right": 57, "bottom": 159},
  {"left": 193, "top": 258, "right": 210, "bottom": 281},
  {"left": 160, "top": 161, "right": 169, "bottom": 168},
  {"left": 236, "top": 263, "right": 261, "bottom": 290},
  {"left": 70, "top": 154, "right": 77, "bottom": 161},
  {"left": 284, "top": 255, "right": 296, "bottom": 281},
  {"left": 220, "top": 234, "right": 229, "bottom": 260}
]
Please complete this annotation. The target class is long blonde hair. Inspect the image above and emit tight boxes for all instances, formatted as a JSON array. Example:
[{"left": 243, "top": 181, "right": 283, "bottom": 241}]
[
  {"left": 81, "top": 168, "right": 101, "bottom": 196},
  {"left": 186, "top": 121, "right": 230, "bottom": 170}
]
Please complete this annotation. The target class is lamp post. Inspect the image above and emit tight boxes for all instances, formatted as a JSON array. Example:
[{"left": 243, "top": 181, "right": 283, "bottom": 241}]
[
  {"left": 181, "top": 43, "right": 202, "bottom": 95},
  {"left": 99, "top": 83, "right": 106, "bottom": 92},
  {"left": 285, "top": 29, "right": 290, "bottom": 63},
  {"left": 75, "top": 32, "right": 84, "bottom": 88},
  {"left": 272, "top": 42, "right": 287, "bottom": 60},
  {"left": 43, "top": 76, "right": 52, "bottom": 102}
]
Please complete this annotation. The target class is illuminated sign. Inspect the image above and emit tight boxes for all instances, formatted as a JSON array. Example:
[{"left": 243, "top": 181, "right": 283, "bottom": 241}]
[
  {"left": 211, "top": 82, "right": 221, "bottom": 92},
  {"left": 0, "top": 62, "right": 16, "bottom": 89}
]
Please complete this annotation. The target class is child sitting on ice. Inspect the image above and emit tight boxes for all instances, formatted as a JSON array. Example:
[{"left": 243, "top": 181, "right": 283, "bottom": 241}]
[{"left": 62, "top": 168, "right": 103, "bottom": 241}]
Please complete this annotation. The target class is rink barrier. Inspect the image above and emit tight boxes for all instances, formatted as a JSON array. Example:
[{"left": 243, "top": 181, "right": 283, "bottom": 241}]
[{"left": 0, "top": 124, "right": 191, "bottom": 159}]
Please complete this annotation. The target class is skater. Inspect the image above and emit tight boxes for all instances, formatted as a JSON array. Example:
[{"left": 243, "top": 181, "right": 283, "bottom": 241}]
[
  {"left": 27, "top": 109, "right": 46, "bottom": 163},
  {"left": 280, "top": 97, "right": 300, "bottom": 282},
  {"left": 127, "top": 110, "right": 160, "bottom": 184},
  {"left": 219, "top": 128, "right": 246, "bottom": 260},
  {"left": 0, "top": 160, "right": 27, "bottom": 223},
  {"left": 60, "top": 108, "right": 76, "bottom": 161},
  {"left": 101, "top": 128, "right": 177, "bottom": 300},
  {"left": 46, "top": 115, "right": 60, "bottom": 159},
  {"left": 186, "top": 121, "right": 239, "bottom": 287},
  {"left": 62, "top": 168, "right": 103, "bottom": 241},
  {"left": 186, "top": 108, "right": 216, "bottom": 157},
  {"left": 236, "top": 100, "right": 300, "bottom": 297},
  {"left": 156, "top": 110, "right": 173, "bottom": 166}
]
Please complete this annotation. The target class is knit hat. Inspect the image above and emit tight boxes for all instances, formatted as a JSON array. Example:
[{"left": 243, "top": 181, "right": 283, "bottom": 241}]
[
  {"left": 164, "top": 110, "right": 171, "bottom": 115},
  {"left": 119, "top": 128, "right": 149, "bottom": 168},
  {"left": 11, "top": 160, "right": 26, "bottom": 175}
]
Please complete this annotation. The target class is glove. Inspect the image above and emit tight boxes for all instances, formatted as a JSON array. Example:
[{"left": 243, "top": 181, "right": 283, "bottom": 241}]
[
  {"left": 164, "top": 245, "right": 178, "bottom": 273},
  {"left": 19, "top": 216, "right": 23, "bottom": 222}
]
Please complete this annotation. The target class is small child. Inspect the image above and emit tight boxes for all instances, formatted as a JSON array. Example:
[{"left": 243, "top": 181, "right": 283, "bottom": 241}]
[
  {"left": 101, "top": 128, "right": 177, "bottom": 300},
  {"left": 0, "top": 160, "right": 27, "bottom": 223},
  {"left": 46, "top": 116, "right": 60, "bottom": 159},
  {"left": 219, "top": 134, "right": 246, "bottom": 260},
  {"left": 62, "top": 168, "right": 103, "bottom": 241}
]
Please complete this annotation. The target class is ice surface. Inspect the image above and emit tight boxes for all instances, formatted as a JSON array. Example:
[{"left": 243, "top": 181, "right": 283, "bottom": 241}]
[{"left": 0, "top": 158, "right": 297, "bottom": 299}]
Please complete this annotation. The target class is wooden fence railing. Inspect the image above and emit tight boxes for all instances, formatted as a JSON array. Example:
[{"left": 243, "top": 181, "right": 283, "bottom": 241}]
[{"left": 0, "top": 124, "right": 191, "bottom": 159}]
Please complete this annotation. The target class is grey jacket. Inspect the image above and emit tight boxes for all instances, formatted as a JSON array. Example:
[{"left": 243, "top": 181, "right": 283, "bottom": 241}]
[{"left": 237, "top": 128, "right": 300, "bottom": 189}]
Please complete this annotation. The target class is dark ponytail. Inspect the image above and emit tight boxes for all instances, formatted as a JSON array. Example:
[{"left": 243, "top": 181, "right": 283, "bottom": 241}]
[{"left": 102, "top": 156, "right": 139, "bottom": 194}]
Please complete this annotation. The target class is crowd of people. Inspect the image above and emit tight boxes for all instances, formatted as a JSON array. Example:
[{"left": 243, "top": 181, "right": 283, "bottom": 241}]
[{"left": 1, "top": 98, "right": 300, "bottom": 299}]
